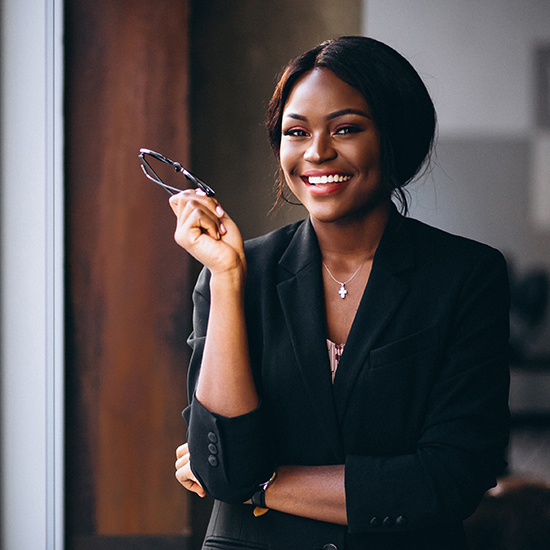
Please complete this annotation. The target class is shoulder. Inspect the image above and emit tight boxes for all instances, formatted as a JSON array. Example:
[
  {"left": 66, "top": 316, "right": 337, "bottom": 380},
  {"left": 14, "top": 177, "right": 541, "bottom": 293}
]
[
  {"left": 399, "top": 215, "right": 506, "bottom": 271},
  {"left": 380, "top": 212, "right": 508, "bottom": 300}
]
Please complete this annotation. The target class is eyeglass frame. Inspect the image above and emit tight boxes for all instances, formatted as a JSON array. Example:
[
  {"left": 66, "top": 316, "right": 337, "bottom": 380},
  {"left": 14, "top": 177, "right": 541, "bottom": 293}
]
[{"left": 138, "top": 148, "right": 215, "bottom": 197}]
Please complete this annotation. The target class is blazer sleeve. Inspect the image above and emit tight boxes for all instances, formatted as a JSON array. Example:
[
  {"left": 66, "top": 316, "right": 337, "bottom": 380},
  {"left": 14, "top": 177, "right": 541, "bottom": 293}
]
[
  {"left": 182, "top": 267, "right": 273, "bottom": 504},
  {"left": 344, "top": 247, "right": 510, "bottom": 533}
]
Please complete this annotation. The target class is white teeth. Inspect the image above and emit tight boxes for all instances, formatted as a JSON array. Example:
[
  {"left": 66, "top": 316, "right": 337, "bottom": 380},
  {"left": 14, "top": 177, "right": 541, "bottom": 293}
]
[{"left": 307, "top": 174, "right": 351, "bottom": 185}]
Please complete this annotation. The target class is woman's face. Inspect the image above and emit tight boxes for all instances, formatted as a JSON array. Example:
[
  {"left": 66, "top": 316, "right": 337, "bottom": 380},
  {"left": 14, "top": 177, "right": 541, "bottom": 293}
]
[{"left": 280, "top": 68, "right": 387, "bottom": 226}]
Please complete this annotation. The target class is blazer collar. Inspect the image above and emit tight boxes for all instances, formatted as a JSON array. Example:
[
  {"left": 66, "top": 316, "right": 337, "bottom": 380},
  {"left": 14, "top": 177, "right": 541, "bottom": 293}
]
[
  {"left": 276, "top": 219, "right": 345, "bottom": 460},
  {"left": 276, "top": 207, "right": 415, "bottom": 449},
  {"left": 278, "top": 217, "right": 320, "bottom": 275},
  {"left": 333, "top": 206, "right": 414, "bottom": 422},
  {"left": 371, "top": 204, "right": 415, "bottom": 275}
]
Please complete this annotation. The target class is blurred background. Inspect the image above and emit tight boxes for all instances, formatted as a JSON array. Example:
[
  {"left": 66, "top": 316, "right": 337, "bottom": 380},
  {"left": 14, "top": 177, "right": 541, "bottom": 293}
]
[{"left": 1, "top": 0, "right": 550, "bottom": 549}]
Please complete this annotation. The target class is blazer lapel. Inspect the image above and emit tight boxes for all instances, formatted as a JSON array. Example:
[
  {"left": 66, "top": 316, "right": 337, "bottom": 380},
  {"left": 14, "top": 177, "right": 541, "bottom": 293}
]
[
  {"left": 277, "top": 220, "right": 345, "bottom": 461},
  {"left": 333, "top": 209, "right": 415, "bottom": 423}
]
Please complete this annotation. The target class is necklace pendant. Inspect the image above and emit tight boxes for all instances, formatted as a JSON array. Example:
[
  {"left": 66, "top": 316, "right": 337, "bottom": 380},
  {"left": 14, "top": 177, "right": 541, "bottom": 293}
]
[{"left": 338, "top": 284, "right": 348, "bottom": 299}]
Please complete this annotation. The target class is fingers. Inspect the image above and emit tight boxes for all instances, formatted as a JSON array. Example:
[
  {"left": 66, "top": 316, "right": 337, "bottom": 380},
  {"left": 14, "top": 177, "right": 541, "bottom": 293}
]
[
  {"left": 170, "top": 189, "right": 230, "bottom": 250},
  {"left": 176, "top": 443, "right": 188, "bottom": 459},
  {"left": 169, "top": 188, "right": 221, "bottom": 210},
  {"left": 175, "top": 464, "right": 206, "bottom": 497},
  {"left": 169, "top": 188, "right": 246, "bottom": 274},
  {"left": 170, "top": 189, "right": 224, "bottom": 225},
  {"left": 174, "top": 443, "right": 206, "bottom": 498},
  {"left": 186, "top": 203, "right": 226, "bottom": 242}
]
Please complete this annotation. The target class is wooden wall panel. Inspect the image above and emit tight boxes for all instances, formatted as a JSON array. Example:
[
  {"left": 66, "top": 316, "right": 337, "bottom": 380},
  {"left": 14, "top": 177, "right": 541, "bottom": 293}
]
[{"left": 65, "top": 0, "right": 192, "bottom": 541}]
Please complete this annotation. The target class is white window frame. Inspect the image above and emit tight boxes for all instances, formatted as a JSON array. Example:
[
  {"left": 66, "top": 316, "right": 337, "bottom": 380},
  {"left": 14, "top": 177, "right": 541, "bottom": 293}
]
[{"left": 0, "top": 0, "right": 64, "bottom": 548}]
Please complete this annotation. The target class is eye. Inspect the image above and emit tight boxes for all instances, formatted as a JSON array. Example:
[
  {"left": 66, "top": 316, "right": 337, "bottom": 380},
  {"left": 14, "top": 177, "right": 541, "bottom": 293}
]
[
  {"left": 334, "top": 125, "right": 361, "bottom": 136},
  {"left": 282, "top": 128, "right": 309, "bottom": 138}
]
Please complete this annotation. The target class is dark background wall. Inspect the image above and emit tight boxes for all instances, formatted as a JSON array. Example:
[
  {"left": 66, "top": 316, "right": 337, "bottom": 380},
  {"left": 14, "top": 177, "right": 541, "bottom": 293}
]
[{"left": 190, "top": 0, "right": 362, "bottom": 241}]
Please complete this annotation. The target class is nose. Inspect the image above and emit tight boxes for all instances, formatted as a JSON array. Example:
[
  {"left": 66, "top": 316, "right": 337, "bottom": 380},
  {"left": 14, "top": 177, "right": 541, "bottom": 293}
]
[{"left": 303, "top": 134, "right": 336, "bottom": 164}]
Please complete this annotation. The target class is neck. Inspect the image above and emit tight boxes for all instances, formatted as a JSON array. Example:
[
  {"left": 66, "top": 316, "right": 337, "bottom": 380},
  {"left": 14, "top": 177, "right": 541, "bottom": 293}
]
[{"left": 312, "top": 200, "right": 392, "bottom": 267}]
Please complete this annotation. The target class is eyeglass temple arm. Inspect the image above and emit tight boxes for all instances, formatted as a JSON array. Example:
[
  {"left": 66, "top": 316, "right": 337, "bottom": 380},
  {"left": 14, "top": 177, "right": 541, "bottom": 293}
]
[
  {"left": 139, "top": 148, "right": 215, "bottom": 197},
  {"left": 139, "top": 153, "right": 184, "bottom": 195},
  {"left": 178, "top": 167, "right": 215, "bottom": 197}
]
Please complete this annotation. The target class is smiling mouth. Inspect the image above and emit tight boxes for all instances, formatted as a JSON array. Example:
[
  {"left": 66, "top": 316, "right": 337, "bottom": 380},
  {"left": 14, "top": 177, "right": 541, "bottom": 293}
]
[{"left": 304, "top": 174, "right": 352, "bottom": 185}]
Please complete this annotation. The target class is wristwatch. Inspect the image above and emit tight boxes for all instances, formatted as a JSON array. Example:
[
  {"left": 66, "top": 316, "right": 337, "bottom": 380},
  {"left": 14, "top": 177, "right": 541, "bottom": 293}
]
[{"left": 252, "top": 470, "right": 277, "bottom": 517}]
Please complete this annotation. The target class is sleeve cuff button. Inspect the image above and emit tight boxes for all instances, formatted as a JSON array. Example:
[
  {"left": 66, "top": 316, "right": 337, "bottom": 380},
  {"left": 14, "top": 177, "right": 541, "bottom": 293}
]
[
  {"left": 208, "top": 455, "right": 218, "bottom": 467},
  {"left": 396, "top": 515, "right": 408, "bottom": 527},
  {"left": 370, "top": 516, "right": 382, "bottom": 528},
  {"left": 382, "top": 516, "right": 395, "bottom": 528},
  {"left": 208, "top": 443, "right": 218, "bottom": 454}
]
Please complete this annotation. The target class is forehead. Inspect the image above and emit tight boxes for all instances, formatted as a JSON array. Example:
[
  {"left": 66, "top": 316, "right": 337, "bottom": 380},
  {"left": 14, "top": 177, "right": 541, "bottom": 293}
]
[{"left": 283, "top": 68, "right": 371, "bottom": 117}]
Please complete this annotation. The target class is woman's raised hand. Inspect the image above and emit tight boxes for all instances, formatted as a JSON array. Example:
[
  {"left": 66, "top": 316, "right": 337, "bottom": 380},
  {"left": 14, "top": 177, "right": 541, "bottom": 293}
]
[
  {"left": 175, "top": 443, "right": 206, "bottom": 498},
  {"left": 169, "top": 189, "right": 246, "bottom": 276}
]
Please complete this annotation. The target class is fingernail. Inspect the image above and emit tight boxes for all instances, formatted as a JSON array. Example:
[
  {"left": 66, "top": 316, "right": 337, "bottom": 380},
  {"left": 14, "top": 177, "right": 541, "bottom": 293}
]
[
  {"left": 195, "top": 189, "right": 207, "bottom": 196},
  {"left": 216, "top": 206, "right": 224, "bottom": 217},
  {"left": 219, "top": 223, "right": 227, "bottom": 235}
]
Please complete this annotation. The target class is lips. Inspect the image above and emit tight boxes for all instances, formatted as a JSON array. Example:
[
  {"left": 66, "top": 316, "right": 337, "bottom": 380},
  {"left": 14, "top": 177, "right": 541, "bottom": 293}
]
[{"left": 299, "top": 172, "right": 353, "bottom": 196}]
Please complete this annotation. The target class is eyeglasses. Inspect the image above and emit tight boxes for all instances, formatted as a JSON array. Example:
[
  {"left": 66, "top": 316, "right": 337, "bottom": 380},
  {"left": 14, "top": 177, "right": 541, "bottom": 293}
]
[{"left": 138, "top": 148, "right": 215, "bottom": 197}]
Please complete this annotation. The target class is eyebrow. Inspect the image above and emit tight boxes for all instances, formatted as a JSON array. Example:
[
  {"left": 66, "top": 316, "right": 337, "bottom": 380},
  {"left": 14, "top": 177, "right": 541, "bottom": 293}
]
[{"left": 284, "top": 108, "right": 372, "bottom": 121}]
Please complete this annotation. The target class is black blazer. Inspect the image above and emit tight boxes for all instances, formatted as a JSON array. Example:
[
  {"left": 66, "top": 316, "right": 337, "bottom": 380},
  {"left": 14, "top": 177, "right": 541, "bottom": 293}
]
[{"left": 184, "top": 207, "right": 510, "bottom": 550}]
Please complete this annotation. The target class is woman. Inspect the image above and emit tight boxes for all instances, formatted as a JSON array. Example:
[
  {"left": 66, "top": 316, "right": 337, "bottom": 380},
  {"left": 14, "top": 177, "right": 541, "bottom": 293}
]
[{"left": 173, "top": 36, "right": 510, "bottom": 550}]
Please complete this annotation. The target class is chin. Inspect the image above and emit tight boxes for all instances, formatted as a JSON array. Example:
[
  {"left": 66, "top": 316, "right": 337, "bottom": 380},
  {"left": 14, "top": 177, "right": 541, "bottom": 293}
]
[{"left": 311, "top": 195, "right": 391, "bottom": 225}]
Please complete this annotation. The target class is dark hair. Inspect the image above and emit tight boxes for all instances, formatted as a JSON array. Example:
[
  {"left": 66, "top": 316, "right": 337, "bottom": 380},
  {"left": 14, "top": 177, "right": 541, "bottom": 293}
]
[{"left": 266, "top": 36, "right": 437, "bottom": 215}]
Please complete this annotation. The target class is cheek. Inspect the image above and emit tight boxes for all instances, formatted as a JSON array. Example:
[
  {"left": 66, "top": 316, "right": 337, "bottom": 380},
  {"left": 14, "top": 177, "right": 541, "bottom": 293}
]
[
  {"left": 279, "top": 144, "right": 291, "bottom": 174},
  {"left": 277, "top": 152, "right": 292, "bottom": 188},
  {"left": 279, "top": 140, "right": 301, "bottom": 175},
  {"left": 282, "top": 169, "right": 298, "bottom": 194},
  {"left": 278, "top": 160, "right": 301, "bottom": 197}
]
